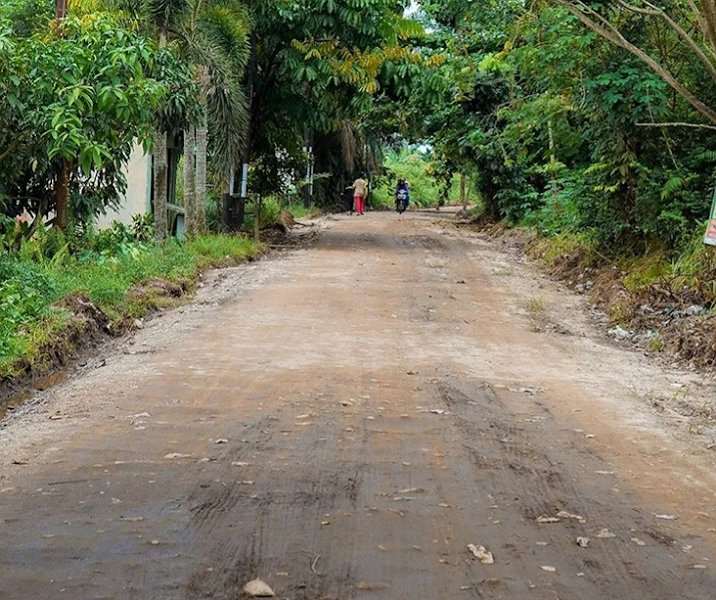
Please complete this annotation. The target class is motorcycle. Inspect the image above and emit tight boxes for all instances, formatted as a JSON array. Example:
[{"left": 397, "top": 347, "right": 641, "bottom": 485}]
[{"left": 395, "top": 188, "right": 409, "bottom": 214}]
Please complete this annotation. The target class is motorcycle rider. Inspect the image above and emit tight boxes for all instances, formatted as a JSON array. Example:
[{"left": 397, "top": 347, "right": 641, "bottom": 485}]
[{"left": 395, "top": 178, "right": 411, "bottom": 212}]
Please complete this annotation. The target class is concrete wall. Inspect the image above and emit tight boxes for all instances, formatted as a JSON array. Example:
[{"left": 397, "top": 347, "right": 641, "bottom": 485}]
[{"left": 96, "top": 144, "right": 151, "bottom": 228}]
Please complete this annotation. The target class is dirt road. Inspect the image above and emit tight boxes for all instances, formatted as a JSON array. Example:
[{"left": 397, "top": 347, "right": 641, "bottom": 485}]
[{"left": 1, "top": 212, "right": 716, "bottom": 599}]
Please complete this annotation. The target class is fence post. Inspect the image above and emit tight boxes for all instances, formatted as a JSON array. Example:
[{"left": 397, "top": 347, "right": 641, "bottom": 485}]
[{"left": 254, "top": 195, "right": 261, "bottom": 243}]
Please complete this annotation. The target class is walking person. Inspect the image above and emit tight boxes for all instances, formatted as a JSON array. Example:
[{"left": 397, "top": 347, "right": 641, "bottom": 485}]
[{"left": 352, "top": 176, "right": 368, "bottom": 216}]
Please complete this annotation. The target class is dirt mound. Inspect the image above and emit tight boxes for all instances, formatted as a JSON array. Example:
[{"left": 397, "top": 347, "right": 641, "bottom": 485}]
[
  {"left": 278, "top": 210, "right": 297, "bottom": 231},
  {"left": 0, "top": 294, "right": 111, "bottom": 404},
  {"left": 261, "top": 210, "right": 297, "bottom": 235},
  {"left": 39, "top": 293, "right": 111, "bottom": 368},
  {"left": 58, "top": 293, "right": 111, "bottom": 332},
  {"left": 260, "top": 212, "right": 321, "bottom": 249},
  {"left": 458, "top": 212, "right": 505, "bottom": 232},
  {"left": 1, "top": 279, "right": 193, "bottom": 406},
  {"left": 664, "top": 315, "right": 716, "bottom": 368},
  {"left": 129, "top": 278, "right": 186, "bottom": 301}
]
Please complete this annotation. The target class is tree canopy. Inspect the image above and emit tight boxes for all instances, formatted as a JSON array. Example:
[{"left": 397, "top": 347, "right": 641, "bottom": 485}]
[{"left": 1, "top": 0, "right": 716, "bottom": 254}]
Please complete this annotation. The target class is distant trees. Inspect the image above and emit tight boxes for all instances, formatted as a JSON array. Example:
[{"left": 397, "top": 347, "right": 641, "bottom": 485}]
[
  {"left": 408, "top": 0, "right": 716, "bottom": 249},
  {"left": 140, "top": 0, "right": 250, "bottom": 235},
  {"left": 242, "top": 0, "right": 423, "bottom": 203}
]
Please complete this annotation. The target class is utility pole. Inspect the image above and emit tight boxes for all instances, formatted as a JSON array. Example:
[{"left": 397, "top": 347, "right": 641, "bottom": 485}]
[
  {"left": 303, "top": 128, "right": 314, "bottom": 208},
  {"left": 460, "top": 173, "right": 467, "bottom": 211},
  {"left": 239, "top": 39, "right": 257, "bottom": 199}
]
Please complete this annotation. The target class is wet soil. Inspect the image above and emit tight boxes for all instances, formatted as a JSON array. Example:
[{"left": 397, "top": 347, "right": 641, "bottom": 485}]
[{"left": 0, "top": 212, "right": 715, "bottom": 599}]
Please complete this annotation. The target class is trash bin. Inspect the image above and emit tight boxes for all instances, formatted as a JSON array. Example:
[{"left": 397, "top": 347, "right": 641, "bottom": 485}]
[
  {"left": 222, "top": 194, "right": 246, "bottom": 231},
  {"left": 344, "top": 186, "right": 354, "bottom": 213}
]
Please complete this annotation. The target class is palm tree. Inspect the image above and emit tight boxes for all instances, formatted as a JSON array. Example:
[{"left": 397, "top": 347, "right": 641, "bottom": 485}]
[
  {"left": 142, "top": 0, "right": 190, "bottom": 242},
  {"left": 153, "top": 131, "right": 169, "bottom": 242},
  {"left": 181, "top": 1, "right": 250, "bottom": 233},
  {"left": 70, "top": 0, "right": 250, "bottom": 236},
  {"left": 144, "top": 0, "right": 250, "bottom": 235}
]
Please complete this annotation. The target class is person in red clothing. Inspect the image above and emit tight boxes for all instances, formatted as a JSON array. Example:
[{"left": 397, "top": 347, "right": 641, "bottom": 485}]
[{"left": 352, "top": 176, "right": 368, "bottom": 215}]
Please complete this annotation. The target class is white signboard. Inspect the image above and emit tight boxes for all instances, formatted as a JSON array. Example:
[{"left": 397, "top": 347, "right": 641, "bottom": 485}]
[{"left": 705, "top": 189, "right": 716, "bottom": 246}]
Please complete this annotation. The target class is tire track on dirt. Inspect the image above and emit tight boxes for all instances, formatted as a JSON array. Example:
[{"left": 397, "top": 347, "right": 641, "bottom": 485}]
[
  {"left": 434, "top": 379, "right": 713, "bottom": 599},
  {"left": 183, "top": 405, "right": 367, "bottom": 599}
]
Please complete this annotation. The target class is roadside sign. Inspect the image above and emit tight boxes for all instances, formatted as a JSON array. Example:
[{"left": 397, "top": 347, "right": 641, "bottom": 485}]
[{"left": 706, "top": 188, "right": 716, "bottom": 246}]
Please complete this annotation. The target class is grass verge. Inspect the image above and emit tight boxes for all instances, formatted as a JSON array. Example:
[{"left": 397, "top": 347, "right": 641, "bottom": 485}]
[
  {"left": 516, "top": 227, "right": 716, "bottom": 368},
  {"left": 0, "top": 234, "right": 263, "bottom": 381}
]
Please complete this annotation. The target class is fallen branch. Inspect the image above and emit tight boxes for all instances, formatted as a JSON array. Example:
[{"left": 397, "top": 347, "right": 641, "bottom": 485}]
[{"left": 635, "top": 121, "right": 716, "bottom": 131}]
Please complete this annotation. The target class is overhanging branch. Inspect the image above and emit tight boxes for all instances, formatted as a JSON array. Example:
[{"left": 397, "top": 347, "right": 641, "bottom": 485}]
[
  {"left": 636, "top": 121, "right": 716, "bottom": 130},
  {"left": 558, "top": 0, "right": 716, "bottom": 125}
]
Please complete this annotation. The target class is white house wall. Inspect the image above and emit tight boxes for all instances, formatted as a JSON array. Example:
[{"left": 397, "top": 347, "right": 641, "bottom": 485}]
[{"left": 96, "top": 144, "right": 151, "bottom": 229}]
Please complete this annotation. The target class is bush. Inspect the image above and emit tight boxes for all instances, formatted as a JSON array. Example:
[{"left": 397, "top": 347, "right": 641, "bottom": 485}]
[
  {"left": 0, "top": 258, "right": 57, "bottom": 357},
  {"left": 286, "top": 202, "right": 321, "bottom": 219},
  {"left": 259, "top": 197, "right": 282, "bottom": 228}
]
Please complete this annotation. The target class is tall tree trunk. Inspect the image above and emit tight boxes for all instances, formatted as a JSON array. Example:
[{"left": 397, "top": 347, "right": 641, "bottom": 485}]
[
  {"left": 195, "top": 117, "right": 208, "bottom": 233},
  {"left": 153, "top": 29, "right": 170, "bottom": 243},
  {"left": 183, "top": 127, "right": 196, "bottom": 235},
  {"left": 153, "top": 131, "right": 168, "bottom": 243},
  {"left": 55, "top": 0, "right": 67, "bottom": 26},
  {"left": 194, "top": 66, "right": 210, "bottom": 233},
  {"left": 53, "top": 0, "right": 69, "bottom": 230},
  {"left": 460, "top": 173, "right": 467, "bottom": 210},
  {"left": 548, "top": 118, "right": 559, "bottom": 204},
  {"left": 55, "top": 159, "right": 70, "bottom": 230}
]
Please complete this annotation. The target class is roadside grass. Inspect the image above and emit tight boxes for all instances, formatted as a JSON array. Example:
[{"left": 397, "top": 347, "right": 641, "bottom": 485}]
[
  {"left": 242, "top": 198, "right": 321, "bottom": 233},
  {"left": 285, "top": 202, "right": 321, "bottom": 220},
  {"left": 526, "top": 230, "right": 602, "bottom": 269},
  {"left": 526, "top": 296, "right": 547, "bottom": 317},
  {"left": 515, "top": 222, "right": 716, "bottom": 368},
  {"left": 0, "top": 234, "right": 263, "bottom": 379},
  {"left": 646, "top": 332, "right": 665, "bottom": 353}
]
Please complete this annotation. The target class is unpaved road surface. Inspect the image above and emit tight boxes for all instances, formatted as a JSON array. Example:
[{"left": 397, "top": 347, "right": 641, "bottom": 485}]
[{"left": 1, "top": 212, "right": 716, "bottom": 599}]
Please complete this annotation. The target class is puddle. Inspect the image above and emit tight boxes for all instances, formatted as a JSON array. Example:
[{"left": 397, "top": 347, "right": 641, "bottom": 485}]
[
  {"left": 0, "top": 371, "right": 66, "bottom": 421},
  {"left": 0, "top": 391, "right": 32, "bottom": 421}
]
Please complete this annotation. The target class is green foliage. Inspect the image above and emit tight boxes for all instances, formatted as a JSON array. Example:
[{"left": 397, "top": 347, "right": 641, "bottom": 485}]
[
  {"left": 407, "top": 1, "right": 716, "bottom": 256},
  {"left": 131, "top": 214, "right": 155, "bottom": 243},
  {"left": 646, "top": 332, "right": 665, "bottom": 353},
  {"left": 528, "top": 230, "right": 601, "bottom": 269},
  {"left": 0, "top": 257, "right": 58, "bottom": 357},
  {"left": 258, "top": 197, "right": 282, "bottom": 229},
  {"left": 285, "top": 202, "right": 321, "bottom": 220},
  {"left": 185, "top": 234, "right": 260, "bottom": 267},
  {"left": 245, "top": 0, "right": 423, "bottom": 202}
]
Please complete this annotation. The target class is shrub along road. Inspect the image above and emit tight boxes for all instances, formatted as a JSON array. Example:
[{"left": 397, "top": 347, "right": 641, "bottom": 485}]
[{"left": 0, "top": 212, "right": 715, "bottom": 599}]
